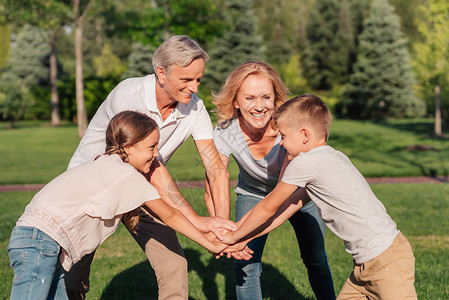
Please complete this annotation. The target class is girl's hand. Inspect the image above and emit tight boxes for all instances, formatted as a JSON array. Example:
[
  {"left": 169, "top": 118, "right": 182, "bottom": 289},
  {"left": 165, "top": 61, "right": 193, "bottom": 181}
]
[{"left": 220, "top": 230, "right": 237, "bottom": 245}]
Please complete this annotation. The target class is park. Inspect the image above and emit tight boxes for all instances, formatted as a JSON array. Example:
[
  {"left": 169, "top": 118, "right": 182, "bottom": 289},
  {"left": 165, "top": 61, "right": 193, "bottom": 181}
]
[{"left": 1, "top": 0, "right": 449, "bottom": 299}]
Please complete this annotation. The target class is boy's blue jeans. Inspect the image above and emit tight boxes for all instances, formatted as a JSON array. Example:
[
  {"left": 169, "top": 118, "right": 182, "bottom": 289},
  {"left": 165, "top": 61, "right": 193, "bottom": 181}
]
[
  {"left": 7, "top": 226, "right": 68, "bottom": 300},
  {"left": 234, "top": 194, "right": 336, "bottom": 300}
]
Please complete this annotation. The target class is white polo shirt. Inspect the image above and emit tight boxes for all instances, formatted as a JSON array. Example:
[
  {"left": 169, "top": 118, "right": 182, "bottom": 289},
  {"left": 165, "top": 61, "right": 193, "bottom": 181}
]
[{"left": 68, "top": 74, "right": 213, "bottom": 169}]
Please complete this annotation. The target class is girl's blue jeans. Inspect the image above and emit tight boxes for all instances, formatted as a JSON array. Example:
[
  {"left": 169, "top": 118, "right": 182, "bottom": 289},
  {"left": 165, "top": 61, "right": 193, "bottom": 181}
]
[
  {"left": 234, "top": 194, "right": 336, "bottom": 300},
  {"left": 7, "top": 226, "right": 68, "bottom": 300}
]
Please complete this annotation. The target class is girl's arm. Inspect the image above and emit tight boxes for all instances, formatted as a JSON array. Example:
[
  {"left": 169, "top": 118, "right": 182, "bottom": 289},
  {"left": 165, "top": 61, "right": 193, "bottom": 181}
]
[
  {"left": 221, "top": 181, "right": 298, "bottom": 244},
  {"left": 144, "top": 199, "right": 227, "bottom": 254}
]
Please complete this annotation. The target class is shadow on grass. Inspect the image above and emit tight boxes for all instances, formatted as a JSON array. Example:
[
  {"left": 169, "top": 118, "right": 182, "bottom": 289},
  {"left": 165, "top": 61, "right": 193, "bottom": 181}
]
[
  {"left": 378, "top": 120, "right": 448, "bottom": 139},
  {"left": 100, "top": 248, "right": 309, "bottom": 300}
]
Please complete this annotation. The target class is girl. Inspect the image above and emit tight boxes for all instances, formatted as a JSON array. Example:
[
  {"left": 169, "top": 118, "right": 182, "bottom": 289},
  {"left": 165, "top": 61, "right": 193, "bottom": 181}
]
[
  {"left": 7, "top": 110, "right": 226, "bottom": 300},
  {"left": 205, "top": 62, "right": 335, "bottom": 299}
]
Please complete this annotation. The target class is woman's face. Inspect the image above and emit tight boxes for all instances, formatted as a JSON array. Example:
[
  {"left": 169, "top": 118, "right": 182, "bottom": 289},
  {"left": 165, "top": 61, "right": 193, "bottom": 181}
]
[{"left": 234, "top": 75, "right": 275, "bottom": 130}]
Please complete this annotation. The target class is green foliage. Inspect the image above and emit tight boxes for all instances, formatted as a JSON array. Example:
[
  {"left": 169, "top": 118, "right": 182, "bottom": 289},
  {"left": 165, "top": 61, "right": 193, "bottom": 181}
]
[
  {"left": 0, "top": 25, "right": 50, "bottom": 125},
  {"left": 413, "top": 0, "right": 449, "bottom": 122},
  {"left": 93, "top": 43, "right": 127, "bottom": 77},
  {"left": 340, "top": 0, "right": 426, "bottom": 119},
  {"left": 301, "top": 0, "right": 356, "bottom": 90},
  {"left": 3, "top": 25, "right": 50, "bottom": 86},
  {"left": 121, "top": 42, "right": 154, "bottom": 80},
  {"left": 57, "top": 75, "right": 120, "bottom": 121},
  {"left": 204, "top": 0, "right": 264, "bottom": 93},
  {"left": 276, "top": 54, "right": 308, "bottom": 95},
  {"left": 0, "top": 80, "right": 33, "bottom": 127},
  {"left": 102, "top": 0, "right": 226, "bottom": 50}
]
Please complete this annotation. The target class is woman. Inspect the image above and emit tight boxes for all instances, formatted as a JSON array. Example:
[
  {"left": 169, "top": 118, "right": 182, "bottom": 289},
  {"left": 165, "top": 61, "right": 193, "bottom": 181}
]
[{"left": 205, "top": 62, "right": 336, "bottom": 299}]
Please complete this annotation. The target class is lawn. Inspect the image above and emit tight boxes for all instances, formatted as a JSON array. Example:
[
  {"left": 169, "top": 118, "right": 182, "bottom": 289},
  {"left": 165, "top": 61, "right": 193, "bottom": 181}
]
[
  {"left": 0, "top": 118, "right": 448, "bottom": 299},
  {"left": 0, "top": 118, "right": 448, "bottom": 184},
  {"left": 1, "top": 184, "right": 448, "bottom": 299}
]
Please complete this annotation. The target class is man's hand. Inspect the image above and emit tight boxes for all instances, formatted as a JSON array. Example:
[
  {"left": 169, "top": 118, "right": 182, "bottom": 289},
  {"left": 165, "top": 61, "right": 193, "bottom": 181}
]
[{"left": 194, "top": 216, "right": 238, "bottom": 240}]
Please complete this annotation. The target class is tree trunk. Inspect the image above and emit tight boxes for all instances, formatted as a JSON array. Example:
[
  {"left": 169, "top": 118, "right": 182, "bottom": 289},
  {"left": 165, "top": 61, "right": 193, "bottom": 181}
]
[
  {"left": 74, "top": 0, "right": 88, "bottom": 137},
  {"left": 49, "top": 31, "right": 60, "bottom": 126},
  {"left": 434, "top": 85, "right": 442, "bottom": 136}
]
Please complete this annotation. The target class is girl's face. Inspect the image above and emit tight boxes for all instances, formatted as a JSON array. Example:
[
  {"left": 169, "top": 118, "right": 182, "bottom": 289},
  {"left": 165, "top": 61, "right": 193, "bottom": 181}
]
[
  {"left": 234, "top": 75, "right": 275, "bottom": 130},
  {"left": 125, "top": 130, "right": 160, "bottom": 174}
]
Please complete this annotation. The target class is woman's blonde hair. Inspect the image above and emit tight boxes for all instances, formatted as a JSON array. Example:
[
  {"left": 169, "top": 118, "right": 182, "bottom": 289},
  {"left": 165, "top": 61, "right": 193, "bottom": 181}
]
[
  {"left": 105, "top": 110, "right": 159, "bottom": 232},
  {"left": 212, "top": 61, "right": 289, "bottom": 128}
]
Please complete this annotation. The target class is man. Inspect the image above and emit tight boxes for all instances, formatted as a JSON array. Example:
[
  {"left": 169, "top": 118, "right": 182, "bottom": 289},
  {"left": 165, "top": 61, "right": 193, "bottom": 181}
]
[{"left": 66, "top": 35, "right": 234, "bottom": 300}]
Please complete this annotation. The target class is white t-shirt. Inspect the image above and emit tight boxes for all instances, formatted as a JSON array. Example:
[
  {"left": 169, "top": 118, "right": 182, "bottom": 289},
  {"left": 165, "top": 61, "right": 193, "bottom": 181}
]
[
  {"left": 18, "top": 155, "right": 160, "bottom": 270},
  {"left": 68, "top": 74, "right": 213, "bottom": 168},
  {"left": 282, "top": 145, "right": 399, "bottom": 264},
  {"left": 213, "top": 118, "right": 285, "bottom": 197}
]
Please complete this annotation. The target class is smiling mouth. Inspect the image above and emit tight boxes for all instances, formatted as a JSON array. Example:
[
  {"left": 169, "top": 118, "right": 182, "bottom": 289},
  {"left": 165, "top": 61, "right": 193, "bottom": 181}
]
[
  {"left": 181, "top": 91, "right": 192, "bottom": 97},
  {"left": 251, "top": 112, "right": 266, "bottom": 118}
]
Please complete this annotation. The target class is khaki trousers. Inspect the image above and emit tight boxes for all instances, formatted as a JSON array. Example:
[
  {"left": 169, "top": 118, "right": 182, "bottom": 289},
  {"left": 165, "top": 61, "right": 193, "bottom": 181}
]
[
  {"left": 337, "top": 232, "right": 417, "bottom": 300},
  {"left": 65, "top": 206, "right": 188, "bottom": 300}
]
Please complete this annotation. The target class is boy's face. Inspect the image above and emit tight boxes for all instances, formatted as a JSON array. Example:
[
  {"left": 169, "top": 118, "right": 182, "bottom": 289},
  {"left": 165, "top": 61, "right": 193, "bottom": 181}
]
[{"left": 277, "top": 120, "right": 304, "bottom": 160}]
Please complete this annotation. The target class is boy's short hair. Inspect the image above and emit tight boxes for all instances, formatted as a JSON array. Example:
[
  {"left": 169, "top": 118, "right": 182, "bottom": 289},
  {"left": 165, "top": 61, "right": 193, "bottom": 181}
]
[
  {"left": 273, "top": 94, "right": 332, "bottom": 141},
  {"left": 152, "top": 35, "right": 209, "bottom": 78}
]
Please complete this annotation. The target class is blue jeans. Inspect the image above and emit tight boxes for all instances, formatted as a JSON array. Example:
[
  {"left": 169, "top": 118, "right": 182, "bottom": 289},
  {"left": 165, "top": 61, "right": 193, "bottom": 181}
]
[
  {"left": 234, "top": 194, "right": 336, "bottom": 300},
  {"left": 8, "top": 226, "right": 68, "bottom": 300}
]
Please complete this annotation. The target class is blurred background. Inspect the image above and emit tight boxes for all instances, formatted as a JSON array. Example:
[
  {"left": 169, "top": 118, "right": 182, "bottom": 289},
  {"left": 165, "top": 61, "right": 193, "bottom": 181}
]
[{"left": 0, "top": 0, "right": 447, "bottom": 137}]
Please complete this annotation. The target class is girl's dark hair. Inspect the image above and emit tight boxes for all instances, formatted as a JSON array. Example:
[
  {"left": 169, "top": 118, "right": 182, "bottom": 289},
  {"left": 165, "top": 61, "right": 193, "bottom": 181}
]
[
  {"left": 105, "top": 110, "right": 159, "bottom": 233},
  {"left": 105, "top": 110, "right": 159, "bottom": 162}
]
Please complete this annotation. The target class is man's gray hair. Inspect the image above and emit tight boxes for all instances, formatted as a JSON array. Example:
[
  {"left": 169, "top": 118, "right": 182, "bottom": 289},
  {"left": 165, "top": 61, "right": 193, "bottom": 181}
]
[{"left": 152, "top": 35, "right": 209, "bottom": 77}]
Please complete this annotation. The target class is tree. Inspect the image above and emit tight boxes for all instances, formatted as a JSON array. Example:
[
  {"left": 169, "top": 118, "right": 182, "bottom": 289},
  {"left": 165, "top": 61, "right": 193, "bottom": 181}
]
[
  {"left": 0, "top": 24, "right": 10, "bottom": 70},
  {"left": 73, "top": 0, "right": 96, "bottom": 137},
  {"left": 204, "top": 0, "right": 264, "bottom": 94},
  {"left": 93, "top": 43, "right": 126, "bottom": 77},
  {"left": 0, "top": 79, "right": 33, "bottom": 129},
  {"left": 413, "top": 0, "right": 449, "bottom": 136},
  {"left": 340, "top": 0, "right": 425, "bottom": 119},
  {"left": 300, "top": 0, "right": 355, "bottom": 90},
  {"left": 121, "top": 42, "right": 154, "bottom": 79},
  {"left": 3, "top": 0, "right": 72, "bottom": 126}
]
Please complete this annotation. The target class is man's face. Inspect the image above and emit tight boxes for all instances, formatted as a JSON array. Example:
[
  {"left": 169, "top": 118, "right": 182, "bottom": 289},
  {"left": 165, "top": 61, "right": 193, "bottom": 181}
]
[{"left": 157, "top": 58, "right": 205, "bottom": 104}]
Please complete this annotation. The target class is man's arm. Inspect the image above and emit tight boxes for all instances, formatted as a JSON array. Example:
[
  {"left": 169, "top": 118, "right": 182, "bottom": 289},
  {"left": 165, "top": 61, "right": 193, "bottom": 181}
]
[
  {"left": 195, "top": 139, "right": 230, "bottom": 219},
  {"left": 204, "top": 152, "right": 230, "bottom": 217},
  {"left": 144, "top": 159, "right": 236, "bottom": 235}
]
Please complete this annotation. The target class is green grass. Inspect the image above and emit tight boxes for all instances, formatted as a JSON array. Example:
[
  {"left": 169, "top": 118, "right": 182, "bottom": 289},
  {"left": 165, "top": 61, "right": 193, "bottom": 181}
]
[
  {"left": 1, "top": 184, "right": 448, "bottom": 299},
  {"left": 0, "top": 118, "right": 448, "bottom": 298},
  {"left": 0, "top": 118, "right": 447, "bottom": 184}
]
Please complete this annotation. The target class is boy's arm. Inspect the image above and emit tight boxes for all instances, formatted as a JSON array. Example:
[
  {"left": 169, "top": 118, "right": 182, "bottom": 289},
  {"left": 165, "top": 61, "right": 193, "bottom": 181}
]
[
  {"left": 221, "top": 187, "right": 309, "bottom": 256},
  {"left": 222, "top": 181, "right": 298, "bottom": 244}
]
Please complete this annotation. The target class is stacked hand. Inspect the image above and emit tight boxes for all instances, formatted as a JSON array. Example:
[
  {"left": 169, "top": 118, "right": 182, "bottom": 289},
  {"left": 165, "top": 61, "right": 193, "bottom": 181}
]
[{"left": 204, "top": 226, "right": 253, "bottom": 261}]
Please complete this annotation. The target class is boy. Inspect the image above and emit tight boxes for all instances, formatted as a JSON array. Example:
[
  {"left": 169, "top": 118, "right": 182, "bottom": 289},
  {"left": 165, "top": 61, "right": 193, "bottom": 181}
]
[{"left": 222, "top": 94, "right": 417, "bottom": 299}]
